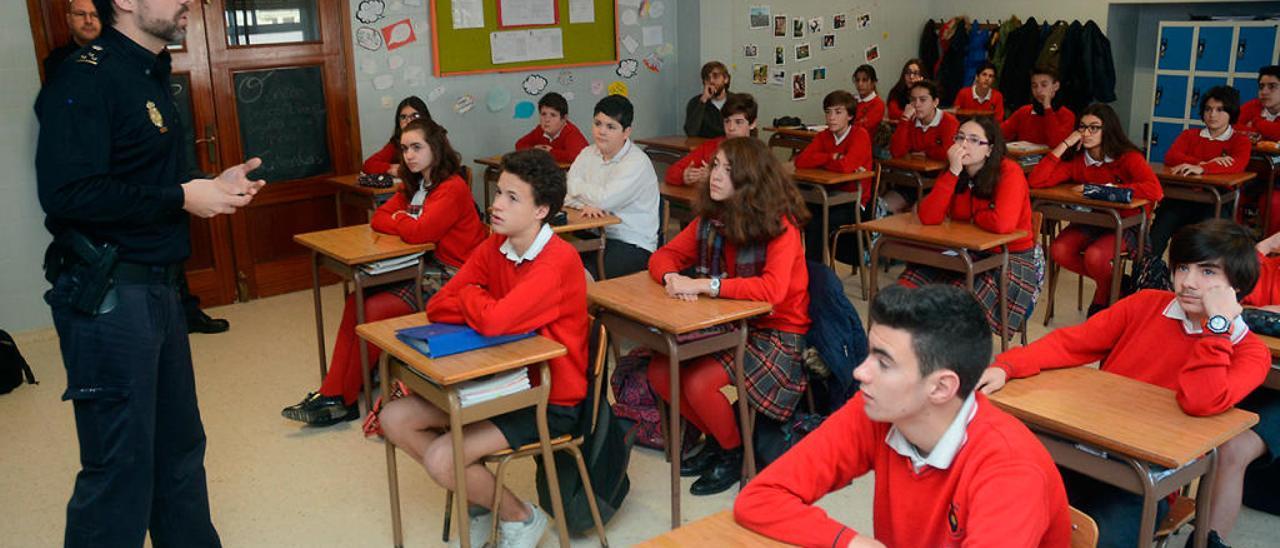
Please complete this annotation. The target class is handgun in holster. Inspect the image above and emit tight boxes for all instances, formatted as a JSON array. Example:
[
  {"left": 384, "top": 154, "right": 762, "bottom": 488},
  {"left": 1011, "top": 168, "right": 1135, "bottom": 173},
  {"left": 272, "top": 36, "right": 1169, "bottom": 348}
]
[{"left": 44, "top": 229, "right": 119, "bottom": 315}]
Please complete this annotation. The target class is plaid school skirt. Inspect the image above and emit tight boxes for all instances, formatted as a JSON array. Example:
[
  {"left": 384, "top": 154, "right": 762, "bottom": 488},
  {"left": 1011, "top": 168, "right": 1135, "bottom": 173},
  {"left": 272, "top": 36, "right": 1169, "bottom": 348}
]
[
  {"left": 708, "top": 328, "right": 808, "bottom": 423},
  {"left": 385, "top": 258, "right": 458, "bottom": 311},
  {"left": 898, "top": 246, "right": 1045, "bottom": 333}
]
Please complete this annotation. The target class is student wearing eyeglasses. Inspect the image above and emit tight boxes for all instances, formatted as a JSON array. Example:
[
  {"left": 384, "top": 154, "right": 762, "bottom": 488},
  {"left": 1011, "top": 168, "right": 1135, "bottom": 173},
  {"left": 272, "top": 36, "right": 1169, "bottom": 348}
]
[
  {"left": 362, "top": 96, "right": 434, "bottom": 176},
  {"left": 1029, "top": 103, "right": 1162, "bottom": 316},
  {"left": 899, "top": 117, "right": 1042, "bottom": 336}
]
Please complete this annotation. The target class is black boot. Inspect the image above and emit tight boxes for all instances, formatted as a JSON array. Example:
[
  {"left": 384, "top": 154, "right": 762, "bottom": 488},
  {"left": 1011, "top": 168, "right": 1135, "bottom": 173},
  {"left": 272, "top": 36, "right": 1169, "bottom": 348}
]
[
  {"left": 1086, "top": 302, "right": 1107, "bottom": 318},
  {"left": 690, "top": 446, "right": 743, "bottom": 496},
  {"left": 680, "top": 438, "right": 721, "bottom": 477},
  {"left": 1184, "top": 530, "right": 1232, "bottom": 548}
]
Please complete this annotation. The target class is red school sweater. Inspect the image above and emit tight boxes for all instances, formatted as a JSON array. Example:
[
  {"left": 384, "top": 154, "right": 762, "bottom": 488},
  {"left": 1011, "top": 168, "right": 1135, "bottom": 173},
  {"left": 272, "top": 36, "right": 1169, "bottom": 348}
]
[
  {"left": 917, "top": 158, "right": 1035, "bottom": 252},
  {"left": 664, "top": 137, "right": 723, "bottom": 185},
  {"left": 734, "top": 392, "right": 1071, "bottom": 548},
  {"left": 994, "top": 290, "right": 1270, "bottom": 416},
  {"left": 889, "top": 111, "right": 960, "bottom": 161},
  {"left": 854, "top": 94, "right": 886, "bottom": 135},
  {"left": 514, "top": 120, "right": 590, "bottom": 164},
  {"left": 1001, "top": 104, "right": 1076, "bottom": 147},
  {"left": 1163, "top": 129, "right": 1252, "bottom": 174},
  {"left": 362, "top": 141, "right": 397, "bottom": 175},
  {"left": 648, "top": 217, "right": 811, "bottom": 335},
  {"left": 952, "top": 86, "right": 1006, "bottom": 120},
  {"left": 793, "top": 127, "right": 874, "bottom": 203},
  {"left": 1028, "top": 149, "right": 1163, "bottom": 218},
  {"left": 370, "top": 175, "right": 488, "bottom": 269},
  {"left": 1237, "top": 99, "right": 1280, "bottom": 141},
  {"left": 1242, "top": 252, "right": 1280, "bottom": 307},
  {"left": 425, "top": 232, "right": 590, "bottom": 407}
]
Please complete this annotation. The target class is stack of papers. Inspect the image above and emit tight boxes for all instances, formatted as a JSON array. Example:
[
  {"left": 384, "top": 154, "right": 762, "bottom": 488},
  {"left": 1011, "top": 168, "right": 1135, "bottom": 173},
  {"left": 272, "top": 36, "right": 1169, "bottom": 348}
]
[
  {"left": 360, "top": 252, "right": 424, "bottom": 275},
  {"left": 458, "top": 369, "right": 531, "bottom": 407}
]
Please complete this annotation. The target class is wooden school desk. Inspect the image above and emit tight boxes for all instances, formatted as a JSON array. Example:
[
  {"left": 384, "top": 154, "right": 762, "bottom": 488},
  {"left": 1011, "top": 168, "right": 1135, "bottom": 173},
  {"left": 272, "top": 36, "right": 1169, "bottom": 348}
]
[
  {"left": 1251, "top": 331, "right": 1280, "bottom": 391},
  {"left": 1006, "top": 142, "right": 1052, "bottom": 173},
  {"left": 635, "top": 135, "right": 707, "bottom": 166},
  {"left": 326, "top": 173, "right": 398, "bottom": 225},
  {"left": 293, "top": 224, "right": 434, "bottom": 413},
  {"left": 859, "top": 213, "right": 1026, "bottom": 350},
  {"left": 1152, "top": 162, "right": 1256, "bottom": 218},
  {"left": 588, "top": 273, "right": 772, "bottom": 529},
  {"left": 1031, "top": 184, "right": 1152, "bottom": 306},
  {"left": 953, "top": 108, "right": 996, "bottom": 120},
  {"left": 474, "top": 154, "right": 572, "bottom": 215},
  {"left": 792, "top": 167, "right": 878, "bottom": 293},
  {"left": 875, "top": 155, "right": 947, "bottom": 205},
  {"left": 554, "top": 207, "right": 620, "bottom": 279},
  {"left": 635, "top": 510, "right": 790, "bottom": 548},
  {"left": 660, "top": 182, "right": 700, "bottom": 243},
  {"left": 990, "top": 367, "right": 1258, "bottom": 548},
  {"left": 763, "top": 126, "right": 818, "bottom": 159},
  {"left": 355, "top": 314, "right": 571, "bottom": 548},
  {"left": 1249, "top": 143, "right": 1280, "bottom": 235}
]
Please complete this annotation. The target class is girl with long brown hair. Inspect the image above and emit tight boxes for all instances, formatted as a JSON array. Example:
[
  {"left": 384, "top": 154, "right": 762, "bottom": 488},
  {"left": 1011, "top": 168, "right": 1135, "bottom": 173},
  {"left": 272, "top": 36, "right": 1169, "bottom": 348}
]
[{"left": 646, "top": 137, "right": 812, "bottom": 495}]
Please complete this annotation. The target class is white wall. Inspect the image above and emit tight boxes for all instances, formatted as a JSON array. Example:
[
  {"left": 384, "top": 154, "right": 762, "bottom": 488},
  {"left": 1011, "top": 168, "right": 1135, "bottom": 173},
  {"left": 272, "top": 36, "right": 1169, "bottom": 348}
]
[{"left": 0, "top": 2, "right": 52, "bottom": 333}]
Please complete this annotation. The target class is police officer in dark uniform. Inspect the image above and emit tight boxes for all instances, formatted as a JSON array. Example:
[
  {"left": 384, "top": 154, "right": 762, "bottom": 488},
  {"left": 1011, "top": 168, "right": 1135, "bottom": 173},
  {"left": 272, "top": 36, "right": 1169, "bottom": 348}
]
[{"left": 34, "top": 1, "right": 264, "bottom": 545}]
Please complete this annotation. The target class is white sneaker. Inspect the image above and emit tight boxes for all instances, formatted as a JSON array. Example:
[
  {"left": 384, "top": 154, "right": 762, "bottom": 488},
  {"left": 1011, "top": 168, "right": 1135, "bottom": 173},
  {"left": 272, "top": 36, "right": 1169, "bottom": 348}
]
[
  {"left": 448, "top": 510, "right": 493, "bottom": 548},
  {"left": 496, "top": 502, "right": 549, "bottom": 548}
]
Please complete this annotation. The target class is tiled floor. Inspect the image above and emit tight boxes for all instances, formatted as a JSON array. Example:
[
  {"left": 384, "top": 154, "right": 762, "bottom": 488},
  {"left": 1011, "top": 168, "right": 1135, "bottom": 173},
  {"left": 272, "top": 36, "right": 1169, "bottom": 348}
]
[{"left": 2, "top": 268, "right": 1277, "bottom": 547}]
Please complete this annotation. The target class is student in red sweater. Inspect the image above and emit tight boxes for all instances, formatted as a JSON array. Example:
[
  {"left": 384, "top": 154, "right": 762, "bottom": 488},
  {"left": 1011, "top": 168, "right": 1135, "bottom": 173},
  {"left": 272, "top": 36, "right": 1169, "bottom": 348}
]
[
  {"left": 1029, "top": 103, "right": 1163, "bottom": 315},
  {"left": 795, "top": 90, "right": 875, "bottom": 262},
  {"left": 889, "top": 79, "right": 961, "bottom": 162},
  {"left": 1237, "top": 65, "right": 1280, "bottom": 142},
  {"left": 952, "top": 61, "right": 1005, "bottom": 120},
  {"left": 1001, "top": 66, "right": 1076, "bottom": 146},
  {"left": 1244, "top": 229, "right": 1280, "bottom": 309},
  {"left": 886, "top": 59, "right": 928, "bottom": 121},
  {"left": 514, "top": 92, "right": 589, "bottom": 164},
  {"left": 980, "top": 219, "right": 1269, "bottom": 548},
  {"left": 735, "top": 285, "right": 1071, "bottom": 548},
  {"left": 282, "top": 120, "right": 487, "bottom": 426},
  {"left": 648, "top": 137, "right": 812, "bottom": 496},
  {"left": 1150, "top": 86, "right": 1252, "bottom": 259},
  {"left": 379, "top": 149, "right": 588, "bottom": 548},
  {"left": 665, "top": 92, "right": 758, "bottom": 186},
  {"left": 362, "top": 95, "right": 432, "bottom": 175},
  {"left": 852, "top": 64, "right": 886, "bottom": 135},
  {"left": 901, "top": 117, "right": 1042, "bottom": 335}
]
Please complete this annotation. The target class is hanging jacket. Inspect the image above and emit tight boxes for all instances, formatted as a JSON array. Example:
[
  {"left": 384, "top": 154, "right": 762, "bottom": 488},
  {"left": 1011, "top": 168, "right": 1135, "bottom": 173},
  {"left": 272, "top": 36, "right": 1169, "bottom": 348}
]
[
  {"left": 1057, "top": 21, "right": 1089, "bottom": 113},
  {"left": 993, "top": 16, "right": 1022, "bottom": 79},
  {"left": 964, "top": 22, "right": 993, "bottom": 87},
  {"left": 1082, "top": 20, "right": 1117, "bottom": 104},
  {"left": 920, "top": 19, "right": 941, "bottom": 77},
  {"left": 1037, "top": 21, "right": 1071, "bottom": 74},
  {"left": 938, "top": 20, "right": 970, "bottom": 108},
  {"left": 999, "top": 17, "right": 1042, "bottom": 113}
]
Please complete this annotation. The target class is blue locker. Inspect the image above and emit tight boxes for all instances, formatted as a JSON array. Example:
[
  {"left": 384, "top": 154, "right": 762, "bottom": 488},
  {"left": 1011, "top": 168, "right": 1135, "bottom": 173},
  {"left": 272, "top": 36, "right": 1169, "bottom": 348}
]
[
  {"left": 1190, "top": 76, "right": 1229, "bottom": 112},
  {"left": 1238, "top": 78, "right": 1260, "bottom": 105},
  {"left": 1236, "top": 26, "right": 1279, "bottom": 74},
  {"left": 1154, "top": 75, "right": 1190, "bottom": 119},
  {"left": 1196, "top": 27, "right": 1234, "bottom": 72},
  {"left": 1159, "top": 26, "right": 1194, "bottom": 71},
  {"left": 1149, "top": 122, "right": 1185, "bottom": 163}
]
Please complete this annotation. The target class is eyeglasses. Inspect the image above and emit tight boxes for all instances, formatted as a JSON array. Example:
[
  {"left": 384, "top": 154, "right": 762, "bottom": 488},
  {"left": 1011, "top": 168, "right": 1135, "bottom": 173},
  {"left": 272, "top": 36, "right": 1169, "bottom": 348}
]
[
  {"left": 1077, "top": 124, "right": 1104, "bottom": 134},
  {"left": 70, "top": 10, "right": 99, "bottom": 20},
  {"left": 953, "top": 134, "right": 990, "bottom": 146},
  {"left": 398, "top": 112, "right": 421, "bottom": 122},
  {"left": 905, "top": 70, "right": 922, "bottom": 77}
]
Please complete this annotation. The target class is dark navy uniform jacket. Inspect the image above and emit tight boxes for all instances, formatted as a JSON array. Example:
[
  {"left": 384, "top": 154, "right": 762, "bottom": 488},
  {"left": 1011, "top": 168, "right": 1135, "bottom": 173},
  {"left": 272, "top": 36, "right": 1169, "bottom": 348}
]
[{"left": 35, "top": 27, "right": 190, "bottom": 265}]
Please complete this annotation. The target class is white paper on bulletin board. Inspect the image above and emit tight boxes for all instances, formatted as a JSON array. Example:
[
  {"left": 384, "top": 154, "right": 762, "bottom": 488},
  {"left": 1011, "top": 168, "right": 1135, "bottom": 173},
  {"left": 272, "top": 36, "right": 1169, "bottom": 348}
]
[
  {"left": 452, "top": 0, "right": 484, "bottom": 29},
  {"left": 568, "top": 0, "right": 595, "bottom": 24},
  {"left": 498, "top": 0, "right": 558, "bottom": 27},
  {"left": 491, "top": 28, "right": 565, "bottom": 64}
]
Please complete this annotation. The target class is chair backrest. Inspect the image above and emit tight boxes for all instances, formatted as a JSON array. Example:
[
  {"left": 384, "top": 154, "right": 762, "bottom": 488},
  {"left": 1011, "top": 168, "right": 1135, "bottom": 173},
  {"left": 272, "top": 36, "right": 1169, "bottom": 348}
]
[
  {"left": 767, "top": 132, "right": 810, "bottom": 160},
  {"left": 586, "top": 317, "right": 609, "bottom": 434},
  {"left": 1069, "top": 505, "right": 1099, "bottom": 548}
]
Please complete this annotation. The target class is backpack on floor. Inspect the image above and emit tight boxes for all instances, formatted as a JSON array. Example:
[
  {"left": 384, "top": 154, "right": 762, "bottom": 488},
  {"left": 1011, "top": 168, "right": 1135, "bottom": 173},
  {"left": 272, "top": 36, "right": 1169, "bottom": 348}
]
[
  {"left": 804, "top": 261, "right": 868, "bottom": 415},
  {"left": 608, "top": 348, "right": 701, "bottom": 452},
  {"left": 754, "top": 410, "right": 827, "bottom": 470},
  {"left": 0, "top": 329, "right": 36, "bottom": 395}
]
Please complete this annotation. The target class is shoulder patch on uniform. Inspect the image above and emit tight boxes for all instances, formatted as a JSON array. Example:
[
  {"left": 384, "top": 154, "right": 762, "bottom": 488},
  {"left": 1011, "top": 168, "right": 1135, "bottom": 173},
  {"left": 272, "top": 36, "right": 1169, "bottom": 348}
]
[{"left": 75, "top": 46, "right": 105, "bottom": 66}]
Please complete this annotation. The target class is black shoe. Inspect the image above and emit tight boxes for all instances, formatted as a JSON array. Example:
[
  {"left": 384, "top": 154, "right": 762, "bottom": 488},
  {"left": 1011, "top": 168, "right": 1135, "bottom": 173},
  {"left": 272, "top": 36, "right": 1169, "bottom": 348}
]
[
  {"left": 690, "top": 447, "right": 743, "bottom": 496},
  {"left": 187, "top": 310, "right": 230, "bottom": 334},
  {"left": 680, "top": 438, "right": 721, "bottom": 477},
  {"left": 282, "top": 393, "right": 359, "bottom": 426},
  {"left": 1184, "top": 530, "right": 1232, "bottom": 548},
  {"left": 1086, "top": 303, "right": 1107, "bottom": 318}
]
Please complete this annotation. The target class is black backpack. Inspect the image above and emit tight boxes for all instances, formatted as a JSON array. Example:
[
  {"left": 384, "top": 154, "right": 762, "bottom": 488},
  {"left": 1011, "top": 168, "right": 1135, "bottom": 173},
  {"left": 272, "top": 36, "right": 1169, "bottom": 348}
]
[{"left": 1, "top": 329, "right": 37, "bottom": 395}]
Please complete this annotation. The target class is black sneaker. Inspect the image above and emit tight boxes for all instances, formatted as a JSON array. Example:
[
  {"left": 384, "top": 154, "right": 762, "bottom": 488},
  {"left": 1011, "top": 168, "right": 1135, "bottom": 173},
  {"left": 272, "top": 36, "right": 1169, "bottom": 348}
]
[{"left": 690, "top": 446, "right": 743, "bottom": 496}]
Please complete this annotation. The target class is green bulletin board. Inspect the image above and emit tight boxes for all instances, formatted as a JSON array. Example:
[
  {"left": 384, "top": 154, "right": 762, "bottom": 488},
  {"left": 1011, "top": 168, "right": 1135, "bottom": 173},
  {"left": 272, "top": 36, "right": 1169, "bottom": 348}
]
[{"left": 430, "top": 0, "right": 619, "bottom": 76}]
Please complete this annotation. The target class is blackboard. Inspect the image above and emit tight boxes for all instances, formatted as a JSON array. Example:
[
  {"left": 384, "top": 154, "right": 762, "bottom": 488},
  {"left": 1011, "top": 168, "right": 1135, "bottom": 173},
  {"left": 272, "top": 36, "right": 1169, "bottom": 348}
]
[{"left": 234, "top": 66, "right": 332, "bottom": 183}]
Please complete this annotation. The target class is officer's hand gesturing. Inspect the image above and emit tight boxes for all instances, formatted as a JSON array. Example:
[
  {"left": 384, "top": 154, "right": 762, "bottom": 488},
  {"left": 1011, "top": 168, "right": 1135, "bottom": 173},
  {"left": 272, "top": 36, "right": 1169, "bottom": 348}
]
[{"left": 182, "top": 157, "right": 267, "bottom": 218}]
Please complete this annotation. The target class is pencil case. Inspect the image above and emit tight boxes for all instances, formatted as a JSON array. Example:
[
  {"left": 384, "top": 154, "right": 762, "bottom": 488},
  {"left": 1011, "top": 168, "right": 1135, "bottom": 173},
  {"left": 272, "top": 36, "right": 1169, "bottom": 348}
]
[
  {"left": 1082, "top": 184, "right": 1133, "bottom": 204},
  {"left": 1243, "top": 308, "right": 1280, "bottom": 337},
  {"left": 357, "top": 173, "right": 395, "bottom": 188}
]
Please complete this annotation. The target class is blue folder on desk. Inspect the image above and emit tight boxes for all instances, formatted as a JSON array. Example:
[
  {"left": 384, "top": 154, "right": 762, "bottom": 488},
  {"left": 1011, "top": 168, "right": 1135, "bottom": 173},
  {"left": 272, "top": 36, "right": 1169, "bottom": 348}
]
[{"left": 395, "top": 323, "right": 535, "bottom": 359}]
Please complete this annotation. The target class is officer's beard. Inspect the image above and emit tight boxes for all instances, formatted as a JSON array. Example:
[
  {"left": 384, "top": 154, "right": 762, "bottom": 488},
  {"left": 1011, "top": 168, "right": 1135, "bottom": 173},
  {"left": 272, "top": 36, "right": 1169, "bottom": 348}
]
[{"left": 138, "top": 3, "right": 188, "bottom": 44}]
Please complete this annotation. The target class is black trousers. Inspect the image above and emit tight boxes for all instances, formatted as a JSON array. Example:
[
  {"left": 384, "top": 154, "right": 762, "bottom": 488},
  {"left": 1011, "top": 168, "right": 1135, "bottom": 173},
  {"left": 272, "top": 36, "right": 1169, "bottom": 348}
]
[
  {"left": 584, "top": 238, "right": 651, "bottom": 280},
  {"left": 47, "top": 277, "right": 220, "bottom": 548},
  {"left": 1149, "top": 199, "right": 1224, "bottom": 260}
]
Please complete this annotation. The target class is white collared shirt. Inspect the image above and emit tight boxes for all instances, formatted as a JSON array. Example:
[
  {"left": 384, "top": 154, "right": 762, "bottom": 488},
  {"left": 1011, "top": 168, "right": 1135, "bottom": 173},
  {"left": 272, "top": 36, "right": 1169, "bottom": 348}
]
[
  {"left": 565, "top": 138, "right": 660, "bottom": 252},
  {"left": 858, "top": 91, "right": 878, "bottom": 103},
  {"left": 886, "top": 392, "right": 979, "bottom": 473},
  {"left": 1263, "top": 106, "right": 1280, "bottom": 122},
  {"left": 914, "top": 108, "right": 943, "bottom": 131},
  {"left": 971, "top": 86, "right": 992, "bottom": 103},
  {"left": 1199, "top": 125, "right": 1235, "bottom": 142},
  {"left": 832, "top": 125, "right": 853, "bottom": 146},
  {"left": 499, "top": 223, "right": 555, "bottom": 265},
  {"left": 1083, "top": 150, "right": 1114, "bottom": 167},
  {"left": 542, "top": 127, "right": 563, "bottom": 142},
  {"left": 1162, "top": 298, "right": 1250, "bottom": 344}
]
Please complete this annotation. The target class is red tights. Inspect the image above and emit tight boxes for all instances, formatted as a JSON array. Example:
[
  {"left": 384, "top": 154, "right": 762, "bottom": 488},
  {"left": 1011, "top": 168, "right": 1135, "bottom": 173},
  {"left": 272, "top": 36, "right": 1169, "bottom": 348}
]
[
  {"left": 318, "top": 291, "right": 415, "bottom": 405},
  {"left": 1050, "top": 225, "right": 1131, "bottom": 306},
  {"left": 646, "top": 354, "right": 741, "bottom": 450}
]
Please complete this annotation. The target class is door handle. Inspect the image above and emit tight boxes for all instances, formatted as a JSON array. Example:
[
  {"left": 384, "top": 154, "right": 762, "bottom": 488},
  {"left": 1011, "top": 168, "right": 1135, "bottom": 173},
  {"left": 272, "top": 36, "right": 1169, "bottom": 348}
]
[{"left": 194, "top": 126, "right": 218, "bottom": 167}]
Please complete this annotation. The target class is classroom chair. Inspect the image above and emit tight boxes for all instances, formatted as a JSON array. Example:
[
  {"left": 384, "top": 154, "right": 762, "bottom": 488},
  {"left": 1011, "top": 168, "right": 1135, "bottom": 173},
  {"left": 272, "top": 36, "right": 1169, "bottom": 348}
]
[
  {"left": 1153, "top": 493, "right": 1198, "bottom": 548},
  {"left": 826, "top": 165, "right": 884, "bottom": 301},
  {"left": 441, "top": 323, "right": 612, "bottom": 546},
  {"left": 1069, "top": 505, "right": 1099, "bottom": 548},
  {"left": 1039, "top": 218, "right": 1137, "bottom": 326},
  {"left": 767, "top": 131, "right": 810, "bottom": 160}
]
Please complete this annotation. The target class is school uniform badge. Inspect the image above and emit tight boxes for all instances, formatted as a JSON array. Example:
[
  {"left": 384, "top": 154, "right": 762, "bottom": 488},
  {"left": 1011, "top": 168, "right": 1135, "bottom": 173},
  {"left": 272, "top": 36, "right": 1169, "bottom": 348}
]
[
  {"left": 947, "top": 501, "right": 965, "bottom": 538},
  {"left": 146, "top": 101, "right": 168, "bottom": 133}
]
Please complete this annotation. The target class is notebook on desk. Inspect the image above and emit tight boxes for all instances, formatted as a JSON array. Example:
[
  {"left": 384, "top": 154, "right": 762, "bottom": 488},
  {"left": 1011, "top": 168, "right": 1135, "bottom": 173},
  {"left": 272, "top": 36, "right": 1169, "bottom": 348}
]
[{"left": 395, "top": 323, "right": 535, "bottom": 359}]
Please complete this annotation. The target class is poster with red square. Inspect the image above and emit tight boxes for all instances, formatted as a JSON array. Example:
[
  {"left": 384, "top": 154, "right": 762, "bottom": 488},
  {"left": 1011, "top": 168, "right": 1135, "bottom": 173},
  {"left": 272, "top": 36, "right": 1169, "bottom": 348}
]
[{"left": 381, "top": 19, "right": 416, "bottom": 51}]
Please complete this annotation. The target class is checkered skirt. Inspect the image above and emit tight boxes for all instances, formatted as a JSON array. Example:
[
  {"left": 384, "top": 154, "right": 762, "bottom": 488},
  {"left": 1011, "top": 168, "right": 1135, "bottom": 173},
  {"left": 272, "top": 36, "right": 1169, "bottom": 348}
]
[
  {"left": 898, "top": 246, "right": 1046, "bottom": 333},
  {"left": 708, "top": 328, "right": 808, "bottom": 423},
  {"left": 385, "top": 258, "right": 458, "bottom": 311}
]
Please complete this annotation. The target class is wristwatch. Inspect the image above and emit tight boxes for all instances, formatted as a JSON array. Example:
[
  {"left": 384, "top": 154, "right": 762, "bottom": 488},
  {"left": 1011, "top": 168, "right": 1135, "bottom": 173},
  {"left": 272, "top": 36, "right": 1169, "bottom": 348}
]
[
  {"left": 709, "top": 277, "right": 721, "bottom": 298},
  {"left": 1206, "top": 314, "right": 1231, "bottom": 335}
]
